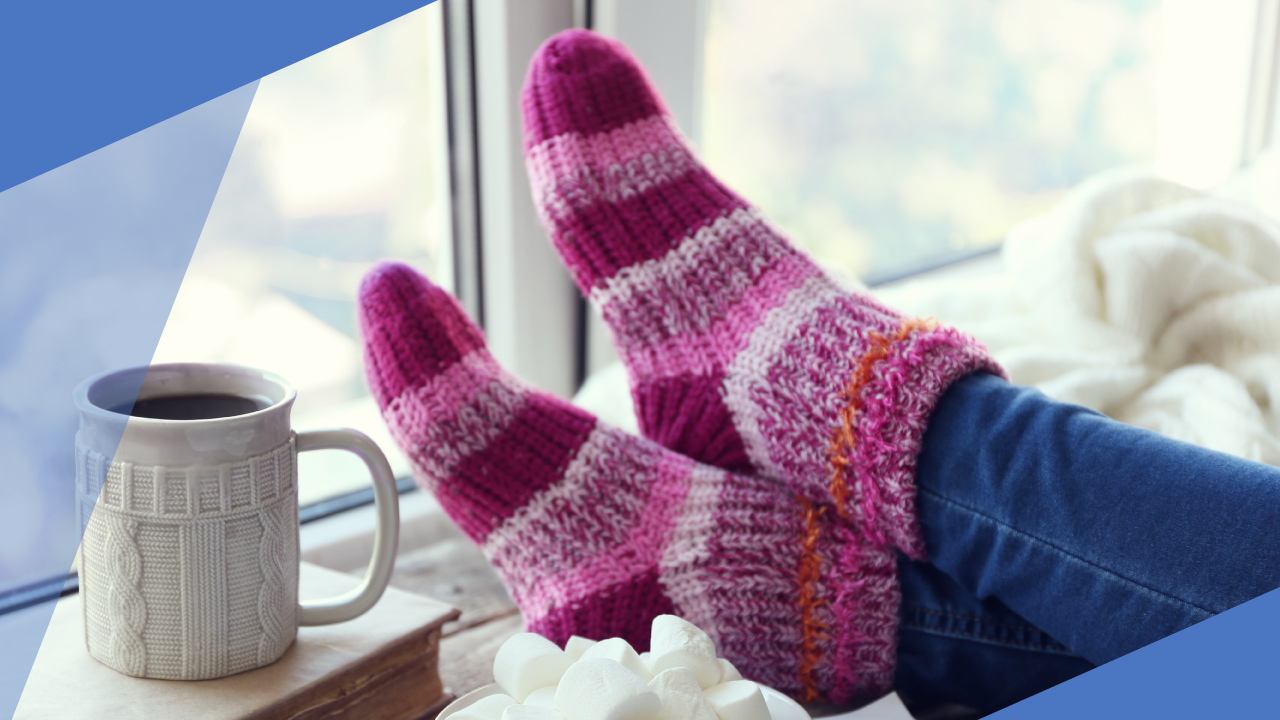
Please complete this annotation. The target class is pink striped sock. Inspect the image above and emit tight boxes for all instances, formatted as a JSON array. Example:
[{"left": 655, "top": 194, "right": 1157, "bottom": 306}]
[
  {"left": 359, "top": 261, "right": 900, "bottom": 704},
  {"left": 521, "top": 30, "right": 1003, "bottom": 558}
]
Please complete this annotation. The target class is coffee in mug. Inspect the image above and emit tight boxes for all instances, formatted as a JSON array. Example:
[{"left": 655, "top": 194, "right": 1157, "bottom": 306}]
[{"left": 112, "top": 393, "right": 272, "bottom": 420}]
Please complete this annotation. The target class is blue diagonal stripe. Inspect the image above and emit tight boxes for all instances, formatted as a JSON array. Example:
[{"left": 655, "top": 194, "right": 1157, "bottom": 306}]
[
  {"left": 0, "top": 81, "right": 257, "bottom": 719},
  {"left": 0, "top": 1, "right": 434, "bottom": 193}
]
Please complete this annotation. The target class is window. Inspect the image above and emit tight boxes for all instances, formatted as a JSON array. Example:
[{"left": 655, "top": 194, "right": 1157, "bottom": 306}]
[
  {"left": 6, "top": 0, "right": 1275, "bottom": 617},
  {"left": 701, "top": 0, "right": 1163, "bottom": 283},
  {"left": 151, "top": 4, "right": 452, "bottom": 505}
]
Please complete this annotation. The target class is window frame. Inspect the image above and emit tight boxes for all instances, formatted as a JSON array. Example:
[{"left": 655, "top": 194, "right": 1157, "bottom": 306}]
[
  {"left": 452, "top": 0, "right": 585, "bottom": 399},
  {"left": 9, "top": 0, "right": 1280, "bottom": 620}
]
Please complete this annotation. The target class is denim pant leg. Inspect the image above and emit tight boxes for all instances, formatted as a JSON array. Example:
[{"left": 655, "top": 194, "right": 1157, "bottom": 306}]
[
  {"left": 896, "top": 557, "right": 1094, "bottom": 717},
  {"left": 913, "top": 372, "right": 1280, "bottom": 667}
]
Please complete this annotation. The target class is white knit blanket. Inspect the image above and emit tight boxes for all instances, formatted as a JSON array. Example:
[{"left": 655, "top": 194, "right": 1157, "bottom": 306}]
[{"left": 878, "top": 167, "right": 1280, "bottom": 466}]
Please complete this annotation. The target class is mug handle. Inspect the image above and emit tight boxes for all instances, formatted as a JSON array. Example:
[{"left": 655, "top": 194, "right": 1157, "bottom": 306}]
[{"left": 295, "top": 428, "right": 401, "bottom": 625}]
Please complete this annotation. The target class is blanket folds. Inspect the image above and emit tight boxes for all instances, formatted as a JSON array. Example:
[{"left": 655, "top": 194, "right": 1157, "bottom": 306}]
[{"left": 879, "top": 167, "right": 1280, "bottom": 466}]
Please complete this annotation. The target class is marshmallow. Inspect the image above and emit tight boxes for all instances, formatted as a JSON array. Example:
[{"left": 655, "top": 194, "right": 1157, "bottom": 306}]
[
  {"left": 494, "top": 633, "right": 575, "bottom": 702},
  {"left": 525, "top": 686, "right": 559, "bottom": 709},
  {"left": 451, "top": 694, "right": 519, "bottom": 720},
  {"left": 717, "top": 658, "right": 743, "bottom": 683},
  {"left": 704, "top": 681, "right": 770, "bottom": 720},
  {"left": 565, "top": 636, "right": 598, "bottom": 660},
  {"left": 648, "top": 668, "right": 718, "bottom": 720},
  {"left": 581, "top": 638, "right": 654, "bottom": 682},
  {"left": 554, "top": 658, "right": 662, "bottom": 720},
  {"left": 502, "top": 705, "right": 565, "bottom": 720},
  {"left": 639, "top": 652, "right": 652, "bottom": 671},
  {"left": 649, "top": 615, "right": 721, "bottom": 689}
]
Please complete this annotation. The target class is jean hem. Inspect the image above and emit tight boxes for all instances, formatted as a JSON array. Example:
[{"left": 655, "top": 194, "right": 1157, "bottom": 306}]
[{"left": 901, "top": 602, "right": 1080, "bottom": 653}]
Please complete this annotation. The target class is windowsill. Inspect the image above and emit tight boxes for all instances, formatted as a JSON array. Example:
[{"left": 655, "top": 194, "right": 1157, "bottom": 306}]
[
  {"left": 300, "top": 487, "right": 447, "bottom": 573},
  {"left": 872, "top": 247, "right": 1005, "bottom": 292}
]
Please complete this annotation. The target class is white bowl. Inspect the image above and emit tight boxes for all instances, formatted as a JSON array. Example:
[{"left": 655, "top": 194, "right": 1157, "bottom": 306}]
[{"left": 438, "top": 682, "right": 811, "bottom": 720}]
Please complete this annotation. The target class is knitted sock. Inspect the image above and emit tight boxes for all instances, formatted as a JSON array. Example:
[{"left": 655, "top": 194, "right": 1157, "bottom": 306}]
[
  {"left": 521, "top": 30, "right": 1002, "bottom": 557},
  {"left": 359, "top": 261, "right": 900, "bottom": 704}
]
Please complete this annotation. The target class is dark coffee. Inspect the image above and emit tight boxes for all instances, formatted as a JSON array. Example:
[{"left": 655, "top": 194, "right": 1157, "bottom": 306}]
[{"left": 110, "top": 393, "right": 270, "bottom": 420}]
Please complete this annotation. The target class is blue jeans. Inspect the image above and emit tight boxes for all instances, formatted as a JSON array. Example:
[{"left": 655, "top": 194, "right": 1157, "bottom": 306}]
[{"left": 894, "top": 372, "right": 1280, "bottom": 717}]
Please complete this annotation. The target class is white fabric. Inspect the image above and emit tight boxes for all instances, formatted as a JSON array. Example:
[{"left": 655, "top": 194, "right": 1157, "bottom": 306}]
[
  {"left": 878, "top": 166, "right": 1280, "bottom": 466},
  {"left": 574, "top": 362, "right": 640, "bottom": 433}
]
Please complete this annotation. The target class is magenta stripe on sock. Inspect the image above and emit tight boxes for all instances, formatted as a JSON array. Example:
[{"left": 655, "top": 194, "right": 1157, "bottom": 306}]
[
  {"left": 360, "top": 264, "right": 487, "bottom": 407},
  {"left": 553, "top": 169, "right": 748, "bottom": 287},
  {"left": 528, "top": 566, "right": 676, "bottom": 650},
  {"left": 634, "top": 371, "right": 752, "bottom": 473},
  {"left": 521, "top": 31, "right": 666, "bottom": 149},
  {"left": 429, "top": 468, "right": 517, "bottom": 544},
  {"left": 449, "top": 392, "right": 597, "bottom": 540}
]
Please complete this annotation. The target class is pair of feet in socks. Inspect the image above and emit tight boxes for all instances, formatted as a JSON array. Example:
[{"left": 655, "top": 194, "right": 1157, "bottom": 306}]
[{"left": 359, "top": 30, "right": 999, "bottom": 705}]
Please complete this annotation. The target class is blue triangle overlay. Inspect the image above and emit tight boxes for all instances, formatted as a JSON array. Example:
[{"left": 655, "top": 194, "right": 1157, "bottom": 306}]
[
  {"left": 0, "top": 0, "right": 435, "bottom": 194},
  {"left": 994, "top": 582, "right": 1280, "bottom": 718},
  {"left": 0, "top": 81, "right": 257, "bottom": 719}
]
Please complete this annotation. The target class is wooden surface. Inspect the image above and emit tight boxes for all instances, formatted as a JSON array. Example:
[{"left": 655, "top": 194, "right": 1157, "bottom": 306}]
[
  {"left": 257, "top": 620, "right": 448, "bottom": 720},
  {"left": 359, "top": 520, "right": 523, "bottom": 701},
  {"left": 16, "top": 563, "right": 458, "bottom": 720},
  {"left": 252, "top": 626, "right": 446, "bottom": 720}
]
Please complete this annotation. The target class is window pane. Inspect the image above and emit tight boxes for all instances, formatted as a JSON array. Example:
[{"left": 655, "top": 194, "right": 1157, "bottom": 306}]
[
  {"left": 702, "top": 0, "right": 1161, "bottom": 281},
  {"left": 152, "top": 5, "right": 450, "bottom": 505}
]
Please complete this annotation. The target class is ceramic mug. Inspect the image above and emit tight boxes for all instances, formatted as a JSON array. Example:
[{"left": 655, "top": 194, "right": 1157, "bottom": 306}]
[{"left": 73, "top": 363, "right": 400, "bottom": 680}]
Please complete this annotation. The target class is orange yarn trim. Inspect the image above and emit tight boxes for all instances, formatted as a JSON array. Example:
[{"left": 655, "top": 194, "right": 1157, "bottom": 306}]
[
  {"left": 828, "top": 318, "right": 937, "bottom": 519},
  {"left": 797, "top": 496, "right": 830, "bottom": 704}
]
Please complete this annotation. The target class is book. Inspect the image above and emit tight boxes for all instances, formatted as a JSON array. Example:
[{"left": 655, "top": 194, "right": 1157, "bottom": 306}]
[{"left": 16, "top": 562, "right": 460, "bottom": 719}]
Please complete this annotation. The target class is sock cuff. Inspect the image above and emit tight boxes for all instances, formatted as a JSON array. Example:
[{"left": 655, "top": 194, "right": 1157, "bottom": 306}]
[
  {"left": 832, "top": 319, "right": 1006, "bottom": 559},
  {"left": 651, "top": 468, "right": 898, "bottom": 705}
]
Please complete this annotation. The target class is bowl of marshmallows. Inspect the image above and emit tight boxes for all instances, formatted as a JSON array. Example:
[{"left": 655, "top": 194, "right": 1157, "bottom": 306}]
[{"left": 439, "top": 615, "right": 811, "bottom": 720}]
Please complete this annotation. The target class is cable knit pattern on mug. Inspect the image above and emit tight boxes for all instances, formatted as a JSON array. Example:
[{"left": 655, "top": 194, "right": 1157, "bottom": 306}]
[
  {"left": 256, "top": 500, "right": 290, "bottom": 665},
  {"left": 105, "top": 515, "right": 147, "bottom": 676},
  {"left": 76, "top": 437, "right": 299, "bottom": 680}
]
